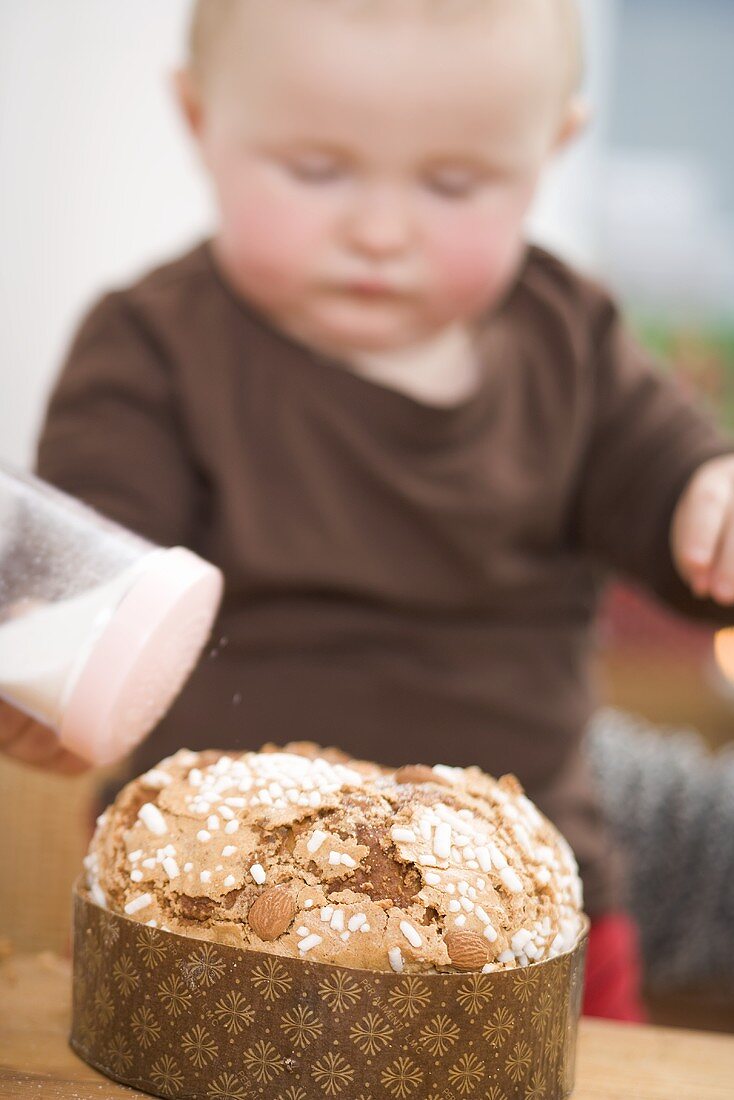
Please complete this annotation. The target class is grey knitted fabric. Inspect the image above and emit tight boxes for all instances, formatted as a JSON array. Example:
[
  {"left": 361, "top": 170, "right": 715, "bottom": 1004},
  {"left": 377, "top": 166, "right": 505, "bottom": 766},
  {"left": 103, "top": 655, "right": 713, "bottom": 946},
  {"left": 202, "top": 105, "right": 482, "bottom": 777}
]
[{"left": 587, "top": 708, "right": 734, "bottom": 992}]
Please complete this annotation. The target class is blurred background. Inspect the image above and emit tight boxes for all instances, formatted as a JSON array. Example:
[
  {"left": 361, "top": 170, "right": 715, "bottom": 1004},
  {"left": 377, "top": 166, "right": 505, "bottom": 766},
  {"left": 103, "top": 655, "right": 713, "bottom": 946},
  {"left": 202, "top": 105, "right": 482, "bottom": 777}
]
[{"left": 1, "top": 0, "right": 733, "bottom": 1028}]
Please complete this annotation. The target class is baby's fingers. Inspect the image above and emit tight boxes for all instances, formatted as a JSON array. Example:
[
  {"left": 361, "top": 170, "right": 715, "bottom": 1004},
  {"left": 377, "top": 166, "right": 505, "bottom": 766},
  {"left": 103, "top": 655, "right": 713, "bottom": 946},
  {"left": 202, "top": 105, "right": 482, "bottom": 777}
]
[
  {"left": 672, "top": 465, "right": 734, "bottom": 596},
  {"left": 0, "top": 700, "right": 91, "bottom": 775},
  {"left": 49, "top": 745, "right": 94, "bottom": 776},
  {"left": 708, "top": 506, "right": 734, "bottom": 605}
]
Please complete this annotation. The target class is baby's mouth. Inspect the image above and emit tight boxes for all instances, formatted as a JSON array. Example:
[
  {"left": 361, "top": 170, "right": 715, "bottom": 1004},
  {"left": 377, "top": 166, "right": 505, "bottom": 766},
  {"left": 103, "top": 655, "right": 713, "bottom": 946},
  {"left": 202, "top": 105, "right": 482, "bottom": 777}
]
[{"left": 338, "top": 279, "right": 415, "bottom": 300}]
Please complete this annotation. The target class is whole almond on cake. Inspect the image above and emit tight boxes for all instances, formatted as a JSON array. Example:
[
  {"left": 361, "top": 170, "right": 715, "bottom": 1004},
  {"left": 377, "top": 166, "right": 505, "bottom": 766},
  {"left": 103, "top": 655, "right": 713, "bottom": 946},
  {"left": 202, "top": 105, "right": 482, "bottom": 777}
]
[{"left": 247, "top": 886, "right": 297, "bottom": 941}]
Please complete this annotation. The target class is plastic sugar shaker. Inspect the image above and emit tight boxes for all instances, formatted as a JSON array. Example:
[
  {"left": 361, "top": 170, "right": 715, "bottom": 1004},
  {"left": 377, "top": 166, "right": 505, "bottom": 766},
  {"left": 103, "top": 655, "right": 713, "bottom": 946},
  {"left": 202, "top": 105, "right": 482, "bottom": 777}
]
[{"left": 0, "top": 461, "right": 223, "bottom": 766}]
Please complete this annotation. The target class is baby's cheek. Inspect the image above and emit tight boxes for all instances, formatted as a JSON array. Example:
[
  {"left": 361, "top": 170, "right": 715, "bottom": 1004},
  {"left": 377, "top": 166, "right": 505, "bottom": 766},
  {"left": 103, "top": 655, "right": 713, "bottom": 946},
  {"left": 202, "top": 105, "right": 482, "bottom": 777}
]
[
  {"left": 217, "top": 179, "right": 323, "bottom": 292},
  {"left": 429, "top": 219, "right": 522, "bottom": 312}
]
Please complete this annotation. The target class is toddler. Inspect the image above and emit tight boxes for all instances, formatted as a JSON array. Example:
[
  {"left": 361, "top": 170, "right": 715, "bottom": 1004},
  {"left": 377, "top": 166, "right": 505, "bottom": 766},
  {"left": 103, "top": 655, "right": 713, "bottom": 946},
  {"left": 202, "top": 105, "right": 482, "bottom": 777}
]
[{"left": 4, "top": 0, "right": 734, "bottom": 1018}]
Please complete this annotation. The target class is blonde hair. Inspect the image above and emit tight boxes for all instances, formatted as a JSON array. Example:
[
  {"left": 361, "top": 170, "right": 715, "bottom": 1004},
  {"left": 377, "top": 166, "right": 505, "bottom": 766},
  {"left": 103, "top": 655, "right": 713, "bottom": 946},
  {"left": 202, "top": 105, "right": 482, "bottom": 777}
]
[
  {"left": 188, "top": 0, "right": 237, "bottom": 81},
  {"left": 188, "top": 0, "right": 583, "bottom": 93}
]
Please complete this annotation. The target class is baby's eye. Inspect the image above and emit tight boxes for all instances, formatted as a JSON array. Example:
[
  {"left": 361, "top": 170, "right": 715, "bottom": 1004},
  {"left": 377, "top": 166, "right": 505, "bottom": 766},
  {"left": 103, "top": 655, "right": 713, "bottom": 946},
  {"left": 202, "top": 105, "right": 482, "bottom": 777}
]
[
  {"left": 283, "top": 155, "right": 345, "bottom": 184},
  {"left": 424, "top": 170, "right": 484, "bottom": 200}
]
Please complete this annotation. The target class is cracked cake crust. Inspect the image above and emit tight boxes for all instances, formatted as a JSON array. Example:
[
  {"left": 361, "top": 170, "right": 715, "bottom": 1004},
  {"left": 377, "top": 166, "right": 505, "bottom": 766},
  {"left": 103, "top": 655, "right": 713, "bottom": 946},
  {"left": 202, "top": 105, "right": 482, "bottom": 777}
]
[{"left": 84, "top": 741, "right": 583, "bottom": 974}]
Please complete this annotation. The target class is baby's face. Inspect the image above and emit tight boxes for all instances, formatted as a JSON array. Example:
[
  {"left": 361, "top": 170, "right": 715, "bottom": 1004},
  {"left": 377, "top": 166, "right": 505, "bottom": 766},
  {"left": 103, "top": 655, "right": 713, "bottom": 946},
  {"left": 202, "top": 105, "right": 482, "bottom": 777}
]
[{"left": 186, "top": 1, "right": 577, "bottom": 355}]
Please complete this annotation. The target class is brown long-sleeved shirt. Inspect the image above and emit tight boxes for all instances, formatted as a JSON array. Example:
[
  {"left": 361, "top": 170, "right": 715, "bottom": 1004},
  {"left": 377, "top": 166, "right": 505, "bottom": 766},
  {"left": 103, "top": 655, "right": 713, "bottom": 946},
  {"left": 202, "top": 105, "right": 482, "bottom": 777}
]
[{"left": 36, "top": 240, "right": 733, "bottom": 915}]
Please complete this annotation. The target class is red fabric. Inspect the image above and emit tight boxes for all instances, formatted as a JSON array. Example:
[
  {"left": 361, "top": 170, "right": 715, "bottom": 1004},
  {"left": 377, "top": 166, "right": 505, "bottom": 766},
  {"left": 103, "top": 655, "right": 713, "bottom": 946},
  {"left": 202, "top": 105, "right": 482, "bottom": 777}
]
[{"left": 583, "top": 912, "right": 648, "bottom": 1022}]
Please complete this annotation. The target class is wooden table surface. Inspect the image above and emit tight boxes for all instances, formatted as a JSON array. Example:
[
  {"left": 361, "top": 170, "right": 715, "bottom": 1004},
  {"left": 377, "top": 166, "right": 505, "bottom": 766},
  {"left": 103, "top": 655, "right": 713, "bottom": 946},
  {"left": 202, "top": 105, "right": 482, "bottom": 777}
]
[{"left": 2, "top": 953, "right": 734, "bottom": 1099}]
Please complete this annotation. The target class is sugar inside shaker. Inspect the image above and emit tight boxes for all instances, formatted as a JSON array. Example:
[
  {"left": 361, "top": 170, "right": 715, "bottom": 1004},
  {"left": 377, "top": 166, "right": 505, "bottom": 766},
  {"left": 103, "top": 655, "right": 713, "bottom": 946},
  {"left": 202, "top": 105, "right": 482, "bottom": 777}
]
[{"left": 0, "top": 461, "right": 223, "bottom": 765}]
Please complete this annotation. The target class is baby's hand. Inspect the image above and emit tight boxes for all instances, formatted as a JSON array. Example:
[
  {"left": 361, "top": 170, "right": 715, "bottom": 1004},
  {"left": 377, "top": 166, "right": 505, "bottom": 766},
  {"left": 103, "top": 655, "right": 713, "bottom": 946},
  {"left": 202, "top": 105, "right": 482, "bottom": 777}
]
[
  {"left": 0, "top": 699, "right": 91, "bottom": 776},
  {"left": 671, "top": 454, "right": 734, "bottom": 604}
]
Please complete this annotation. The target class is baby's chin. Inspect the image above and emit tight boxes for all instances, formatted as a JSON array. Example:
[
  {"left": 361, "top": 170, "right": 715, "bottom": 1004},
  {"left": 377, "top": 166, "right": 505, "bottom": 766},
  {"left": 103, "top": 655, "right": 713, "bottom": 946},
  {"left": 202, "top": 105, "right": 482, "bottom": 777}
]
[{"left": 290, "top": 299, "right": 454, "bottom": 358}]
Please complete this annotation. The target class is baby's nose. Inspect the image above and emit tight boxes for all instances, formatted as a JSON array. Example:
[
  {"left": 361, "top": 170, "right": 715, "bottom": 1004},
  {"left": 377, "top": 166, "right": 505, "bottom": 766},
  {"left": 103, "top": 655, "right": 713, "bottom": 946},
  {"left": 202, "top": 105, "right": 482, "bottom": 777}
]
[{"left": 342, "top": 184, "right": 414, "bottom": 257}]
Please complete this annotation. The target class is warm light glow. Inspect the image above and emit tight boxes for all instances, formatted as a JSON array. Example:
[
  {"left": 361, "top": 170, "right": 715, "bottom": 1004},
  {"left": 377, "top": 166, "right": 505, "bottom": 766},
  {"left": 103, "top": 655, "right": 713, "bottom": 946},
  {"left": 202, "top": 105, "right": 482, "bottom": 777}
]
[{"left": 713, "top": 628, "right": 734, "bottom": 682}]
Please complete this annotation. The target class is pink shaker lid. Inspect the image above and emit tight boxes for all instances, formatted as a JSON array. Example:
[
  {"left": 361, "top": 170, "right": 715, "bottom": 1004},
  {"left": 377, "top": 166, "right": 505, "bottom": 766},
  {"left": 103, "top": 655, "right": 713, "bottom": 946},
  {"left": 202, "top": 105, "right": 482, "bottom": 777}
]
[{"left": 59, "top": 547, "right": 223, "bottom": 766}]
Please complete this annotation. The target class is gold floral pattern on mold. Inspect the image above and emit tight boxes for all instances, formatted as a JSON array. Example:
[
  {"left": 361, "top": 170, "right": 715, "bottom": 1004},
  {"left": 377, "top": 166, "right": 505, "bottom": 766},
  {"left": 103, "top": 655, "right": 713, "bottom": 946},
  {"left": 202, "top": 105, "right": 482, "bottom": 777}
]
[
  {"left": 513, "top": 965, "right": 541, "bottom": 1004},
  {"left": 71, "top": 888, "right": 586, "bottom": 1100},
  {"left": 482, "top": 1005, "right": 515, "bottom": 1047},
  {"left": 281, "top": 1086, "right": 309, "bottom": 1100},
  {"left": 318, "top": 969, "right": 363, "bottom": 1013},
  {"left": 280, "top": 1003, "right": 324, "bottom": 1049},
  {"left": 101, "top": 919, "right": 120, "bottom": 950},
  {"left": 485, "top": 1086, "right": 509, "bottom": 1100},
  {"left": 526, "top": 1070, "right": 548, "bottom": 1099},
  {"left": 387, "top": 977, "right": 432, "bottom": 1019},
  {"left": 157, "top": 973, "right": 193, "bottom": 1018},
  {"left": 251, "top": 956, "right": 293, "bottom": 1002},
  {"left": 181, "top": 1022, "right": 219, "bottom": 1068},
  {"left": 310, "top": 1051, "right": 356, "bottom": 1095},
  {"left": 107, "top": 1033, "right": 134, "bottom": 1075},
  {"left": 447, "top": 1051, "right": 486, "bottom": 1095},
  {"left": 136, "top": 925, "right": 168, "bottom": 969},
  {"left": 129, "top": 1004, "right": 161, "bottom": 1049},
  {"left": 505, "top": 1039, "right": 534, "bottom": 1082},
  {"left": 242, "top": 1038, "right": 286, "bottom": 1084},
  {"left": 277, "top": 1082, "right": 308, "bottom": 1100},
  {"left": 93, "top": 979, "right": 115, "bottom": 1026},
  {"left": 213, "top": 989, "right": 256, "bottom": 1034},
  {"left": 417, "top": 1013, "right": 461, "bottom": 1057},
  {"left": 455, "top": 973, "right": 493, "bottom": 1016},
  {"left": 545, "top": 1013, "right": 567, "bottom": 1064},
  {"left": 349, "top": 1010, "right": 394, "bottom": 1056},
  {"left": 84, "top": 928, "right": 104, "bottom": 977},
  {"left": 112, "top": 952, "right": 139, "bottom": 998},
  {"left": 149, "top": 1053, "right": 184, "bottom": 1095},
  {"left": 183, "top": 942, "right": 227, "bottom": 988},
  {"left": 380, "top": 1055, "right": 424, "bottom": 1098},
  {"left": 206, "top": 1071, "right": 250, "bottom": 1099}
]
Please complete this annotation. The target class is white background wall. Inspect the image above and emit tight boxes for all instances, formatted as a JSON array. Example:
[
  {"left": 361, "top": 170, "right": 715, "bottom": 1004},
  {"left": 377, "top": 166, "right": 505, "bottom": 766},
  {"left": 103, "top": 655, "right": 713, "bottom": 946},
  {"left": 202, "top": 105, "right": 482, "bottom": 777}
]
[{"left": 0, "top": 0, "right": 614, "bottom": 468}]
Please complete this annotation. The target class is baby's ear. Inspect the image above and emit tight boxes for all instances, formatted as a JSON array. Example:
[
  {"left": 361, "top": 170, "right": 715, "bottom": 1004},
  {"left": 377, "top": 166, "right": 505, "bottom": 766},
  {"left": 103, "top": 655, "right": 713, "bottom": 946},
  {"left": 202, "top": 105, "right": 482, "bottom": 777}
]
[
  {"left": 554, "top": 96, "right": 591, "bottom": 151},
  {"left": 170, "top": 67, "right": 204, "bottom": 141}
]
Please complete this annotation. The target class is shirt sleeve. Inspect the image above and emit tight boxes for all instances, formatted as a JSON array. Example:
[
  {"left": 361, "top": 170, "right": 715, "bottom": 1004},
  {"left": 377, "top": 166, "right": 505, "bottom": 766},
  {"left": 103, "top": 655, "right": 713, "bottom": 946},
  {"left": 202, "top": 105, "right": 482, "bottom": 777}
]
[
  {"left": 571, "top": 292, "right": 734, "bottom": 622},
  {"left": 588, "top": 708, "right": 734, "bottom": 989},
  {"left": 35, "top": 290, "right": 205, "bottom": 549}
]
